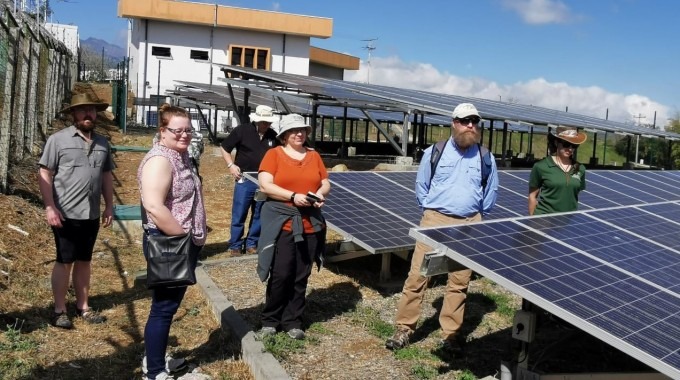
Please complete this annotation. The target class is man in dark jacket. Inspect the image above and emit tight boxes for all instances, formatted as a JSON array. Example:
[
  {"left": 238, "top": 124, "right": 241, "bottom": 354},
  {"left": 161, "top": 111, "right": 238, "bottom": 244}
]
[{"left": 221, "top": 105, "right": 279, "bottom": 256}]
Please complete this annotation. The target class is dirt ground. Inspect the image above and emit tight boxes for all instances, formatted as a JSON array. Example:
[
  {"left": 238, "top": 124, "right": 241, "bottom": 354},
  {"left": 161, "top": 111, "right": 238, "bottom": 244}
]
[{"left": 0, "top": 83, "right": 656, "bottom": 380}]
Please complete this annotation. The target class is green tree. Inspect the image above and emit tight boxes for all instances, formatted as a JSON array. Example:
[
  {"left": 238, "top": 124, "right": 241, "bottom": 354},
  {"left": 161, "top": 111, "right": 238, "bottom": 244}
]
[{"left": 667, "top": 114, "right": 680, "bottom": 169}]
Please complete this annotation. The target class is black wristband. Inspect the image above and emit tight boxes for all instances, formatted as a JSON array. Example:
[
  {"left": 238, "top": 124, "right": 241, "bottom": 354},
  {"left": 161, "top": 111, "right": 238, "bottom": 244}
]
[{"left": 290, "top": 192, "right": 296, "bottom": 201}]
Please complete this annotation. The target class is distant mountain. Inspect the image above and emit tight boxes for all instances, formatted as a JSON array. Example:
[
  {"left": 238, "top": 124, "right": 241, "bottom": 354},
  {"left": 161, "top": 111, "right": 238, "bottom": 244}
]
[{"left": 81, "top": 37, "right": 126, "bottom": 61}]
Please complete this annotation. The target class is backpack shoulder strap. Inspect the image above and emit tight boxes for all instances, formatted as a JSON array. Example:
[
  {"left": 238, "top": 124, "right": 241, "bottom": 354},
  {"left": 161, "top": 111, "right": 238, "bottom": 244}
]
[
  {"left": 478, "top": 143, "right": 492, "bottom": 191},
  {"left": 429, "top": 140, "right": 448, "bottom": 183}
]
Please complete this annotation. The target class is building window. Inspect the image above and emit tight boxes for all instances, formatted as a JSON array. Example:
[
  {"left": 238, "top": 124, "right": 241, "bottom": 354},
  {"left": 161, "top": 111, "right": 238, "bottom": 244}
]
[
  {"left": 190, "top": 50, "right": 209, "bottom": 60},
  {"left": 229, "top": 45, "right": 270, "bottom": 70},
  {"left": 151, "top": 46, "right": 171, "bottom": 57}
]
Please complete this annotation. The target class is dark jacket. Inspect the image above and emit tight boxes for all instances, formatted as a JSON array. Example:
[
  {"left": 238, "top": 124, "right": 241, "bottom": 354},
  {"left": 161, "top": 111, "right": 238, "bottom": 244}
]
[{"left": 256, "top": 201, "right": 326, "bottom": 282}]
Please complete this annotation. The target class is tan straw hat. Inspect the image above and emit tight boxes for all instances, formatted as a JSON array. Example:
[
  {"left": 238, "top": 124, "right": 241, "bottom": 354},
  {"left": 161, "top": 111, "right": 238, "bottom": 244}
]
[
  {"left": 60, "top": 93, "right": 108, "bottom": 113},
  {"left": 551, "top": 126, "right": 587, "bottom": 145},
  {"left": 249, "top": 105, "right": 277, "bottom": 123}
]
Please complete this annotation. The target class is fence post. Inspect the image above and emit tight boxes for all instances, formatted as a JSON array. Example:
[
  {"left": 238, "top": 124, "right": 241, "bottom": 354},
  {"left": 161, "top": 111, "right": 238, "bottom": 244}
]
[
  {"left": 11, "top": 26, "right": 29, "bottom": 162},
  {"left": 25, "top": 26, "right": 40, "bottom": 156},
  {"left": 0, "top": 27, "right": 19, "bottom": 193}
]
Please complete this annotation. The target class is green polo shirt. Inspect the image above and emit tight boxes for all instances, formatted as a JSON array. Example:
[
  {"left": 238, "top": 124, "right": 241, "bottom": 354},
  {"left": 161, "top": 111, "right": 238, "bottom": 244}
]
[
  {"left": 38, "top": 125, "right": 113, "bottom": 220},
  {"left": 529, "top": 157, "right": 586, "bottom": 215}
]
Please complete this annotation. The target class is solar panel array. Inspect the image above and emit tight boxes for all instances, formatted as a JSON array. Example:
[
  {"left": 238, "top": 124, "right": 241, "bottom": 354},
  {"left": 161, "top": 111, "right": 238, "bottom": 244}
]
[
  {"left": 319, "top": 170, "right": 680, "bottom": 254},
  {"left": 410, "top": 204, "right": 680, "bottom": 379},
  {"left": 214, "top": 64, "right": 680, "bottom": 140}
]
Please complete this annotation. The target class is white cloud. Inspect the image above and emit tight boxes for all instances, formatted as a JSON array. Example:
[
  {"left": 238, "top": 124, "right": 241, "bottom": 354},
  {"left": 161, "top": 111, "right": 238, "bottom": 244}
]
[
  {"left": 271, "top": 2, "right": 281, "bottom": 11},
  {"left": 501, "top": 0, "right": 576, "bottom": 25},
  {"left": 346, "top": 56, "right": 669, "bottom": 127}
]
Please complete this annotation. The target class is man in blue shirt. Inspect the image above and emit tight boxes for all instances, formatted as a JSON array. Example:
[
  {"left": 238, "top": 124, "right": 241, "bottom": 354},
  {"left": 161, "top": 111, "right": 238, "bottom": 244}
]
[{"left": 386, "top": 103, "right": 499, "bottom": 356}]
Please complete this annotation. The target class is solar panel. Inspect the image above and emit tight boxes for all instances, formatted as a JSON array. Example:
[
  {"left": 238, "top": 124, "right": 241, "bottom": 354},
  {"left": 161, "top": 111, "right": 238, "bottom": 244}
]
[{"left": 410, "top": 205, "right": 680, "bottom": 378}]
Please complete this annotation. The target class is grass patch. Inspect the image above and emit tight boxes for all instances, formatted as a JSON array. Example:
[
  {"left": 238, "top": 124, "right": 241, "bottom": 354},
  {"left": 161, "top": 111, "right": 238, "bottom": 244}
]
[
  {"left": 393, "top": 346, "right": 437, "bottom": 361},
  {"left": 346, "top": 305, "right": 394, "bottom": 339},
  {"left": 307, "top": 322, "right": 334, "bottom": 335},
  {"left": 260, "top": 333, "right": 307, "bottom": 360},
  {"left": 457, "top": 369, "right": 477, "bottom": 380},
  {"left": 410, "top": 363, "right": 439, "bottom": 379}
]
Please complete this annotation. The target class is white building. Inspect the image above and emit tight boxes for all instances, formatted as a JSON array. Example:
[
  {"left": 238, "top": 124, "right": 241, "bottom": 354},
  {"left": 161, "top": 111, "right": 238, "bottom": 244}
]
[{"left": 117, "top": 0, "right": 359, "bottom": 128}]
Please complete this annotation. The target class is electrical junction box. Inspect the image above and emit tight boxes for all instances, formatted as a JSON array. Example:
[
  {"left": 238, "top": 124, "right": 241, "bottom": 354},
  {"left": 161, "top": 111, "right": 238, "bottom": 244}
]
[{"left": 512, "top": 310, "right": 536, "bottom": 343}]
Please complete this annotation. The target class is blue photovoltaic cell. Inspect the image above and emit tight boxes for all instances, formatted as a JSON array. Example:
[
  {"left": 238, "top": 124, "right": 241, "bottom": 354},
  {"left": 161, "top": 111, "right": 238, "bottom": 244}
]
[
  {"left": 411, "top": 213, "right": 680, "bottom": 378},
  {"left": 373, "top": 171, "right": 418, "bottom": 189},
  {"left": 322, "top": 185, "right": 416, "bottom": 253},
  {"left": 588, "top": 172, "right": 669, "bottom": 203}
]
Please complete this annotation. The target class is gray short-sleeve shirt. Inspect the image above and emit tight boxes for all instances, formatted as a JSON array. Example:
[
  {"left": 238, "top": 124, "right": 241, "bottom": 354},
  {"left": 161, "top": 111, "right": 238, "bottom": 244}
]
[{"left": 39, "top": 125, "right": 113, "bottom": 220}]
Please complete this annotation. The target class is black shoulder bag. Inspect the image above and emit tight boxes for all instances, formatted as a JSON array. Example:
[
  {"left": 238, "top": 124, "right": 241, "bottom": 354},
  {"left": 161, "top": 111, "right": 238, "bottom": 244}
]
[{"left": 143, "top": 173, "right": 200, "bottom": 289}]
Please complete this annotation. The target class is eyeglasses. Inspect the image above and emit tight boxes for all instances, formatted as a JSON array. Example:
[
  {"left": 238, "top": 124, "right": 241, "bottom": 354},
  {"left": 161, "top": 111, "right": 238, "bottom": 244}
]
[
  {"left": 455, "top": 117, "right": 481, "bottom": 126},
  {"left": 289, "top": 128, "right": 307, "bottom": 134},
  {"left": 165, "top": 127, "right": 194, "bottom": 136},
  {"left": 559, "top": 141, "right": 578, "bottom": 149}
]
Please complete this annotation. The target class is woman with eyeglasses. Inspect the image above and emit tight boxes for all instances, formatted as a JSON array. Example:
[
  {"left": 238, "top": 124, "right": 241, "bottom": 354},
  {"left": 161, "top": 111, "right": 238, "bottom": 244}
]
[
  {"left": 137, "top": 103, "right": 207, "bottom": 380},
  {"left": 255, "top": 113, "right": 330, "bottom": 340},
  {"left": 528, "top": 126, "right": 587, "bottom": 215}
]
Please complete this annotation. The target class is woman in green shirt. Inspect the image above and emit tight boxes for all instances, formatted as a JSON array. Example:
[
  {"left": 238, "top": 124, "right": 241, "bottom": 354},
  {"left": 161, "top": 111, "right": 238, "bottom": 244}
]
[{"left": 528, "top": 127, "right": 587, "bottom": 215}]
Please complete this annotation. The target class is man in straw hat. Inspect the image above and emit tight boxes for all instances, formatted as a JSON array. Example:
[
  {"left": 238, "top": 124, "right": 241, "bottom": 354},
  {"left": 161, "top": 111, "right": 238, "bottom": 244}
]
[
  {"left": 221, "top": 105, "right": 279, "bottom": 257},
  {"left": 38, "top": 93, "right": 113, "bottom": 329}
]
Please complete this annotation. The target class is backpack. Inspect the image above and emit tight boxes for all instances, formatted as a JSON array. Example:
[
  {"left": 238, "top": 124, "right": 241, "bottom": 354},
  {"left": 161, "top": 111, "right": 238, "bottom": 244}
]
[{"left": 429, "top": 141, "right": 493, "bottom": 191}]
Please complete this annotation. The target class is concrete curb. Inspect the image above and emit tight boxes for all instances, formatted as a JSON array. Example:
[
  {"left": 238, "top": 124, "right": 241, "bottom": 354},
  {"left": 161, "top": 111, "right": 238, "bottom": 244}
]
[{"left": 195, "top": 264, "right": 291, "bottom": 380}]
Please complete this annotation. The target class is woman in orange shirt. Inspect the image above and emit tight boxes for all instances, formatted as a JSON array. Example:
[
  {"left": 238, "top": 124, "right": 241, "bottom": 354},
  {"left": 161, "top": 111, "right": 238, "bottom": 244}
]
[{"left": 256, "top": 113, "right": 331, "bottom": 340}]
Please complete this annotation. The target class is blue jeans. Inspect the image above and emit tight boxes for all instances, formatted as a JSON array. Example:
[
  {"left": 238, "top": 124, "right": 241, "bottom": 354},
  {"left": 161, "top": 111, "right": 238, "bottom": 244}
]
[
  {"left": 228, "top": 179, "right": 262, "bottom": 251},
  {"left": 143, "top": 229, "right": 201, "bottom": 379}
]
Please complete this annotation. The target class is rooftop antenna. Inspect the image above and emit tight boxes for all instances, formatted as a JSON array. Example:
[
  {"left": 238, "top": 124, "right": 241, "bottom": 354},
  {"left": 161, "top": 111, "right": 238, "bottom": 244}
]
[
  {"left": 361, "top": 38, "right": 377, "bottom": 84},
  {"left": 632, "top": 113, "right": 646, "bottom": 126}
]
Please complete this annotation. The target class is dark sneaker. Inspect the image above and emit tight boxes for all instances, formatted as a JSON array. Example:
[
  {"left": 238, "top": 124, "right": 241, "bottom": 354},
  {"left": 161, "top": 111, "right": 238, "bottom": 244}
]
[
  {"left": 245, "top": 247, "right": 257, "bottom": 255},
  {"left": 76, "top": 308, "right": 106, "bottom": 324},
  {"left": 51, "top": 311, "right": 73, "bottom": 329},
  {"left": 385, "top": 328, "right": 411, "bottom": 350},
  {"left": 143, "top": 355, "right": 187, "bottom": 375},
  {"left": 256, "top": 326, "right": 277, "bottom": 339},
  {"left": 227, "top": 248, "right": 242, "bottom": 257},
  {"left": 287, "top": 328, "right": 305, "bottom": 340}
]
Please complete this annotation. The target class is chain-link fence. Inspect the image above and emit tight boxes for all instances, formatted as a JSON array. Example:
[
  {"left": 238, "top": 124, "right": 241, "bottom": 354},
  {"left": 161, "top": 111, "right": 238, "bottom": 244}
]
[{"left": 0, "top": 2, "right": 76, "bottom": 193}]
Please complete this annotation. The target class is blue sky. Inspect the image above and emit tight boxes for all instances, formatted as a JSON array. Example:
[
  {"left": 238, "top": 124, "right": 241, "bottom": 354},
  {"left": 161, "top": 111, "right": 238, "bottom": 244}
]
[{"left": 49, "top": 0, "right": 679, "bottom": 127}]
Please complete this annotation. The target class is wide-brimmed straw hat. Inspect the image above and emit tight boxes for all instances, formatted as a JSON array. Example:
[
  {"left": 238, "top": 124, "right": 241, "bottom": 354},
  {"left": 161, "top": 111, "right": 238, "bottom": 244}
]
[
  {"left": 250, "top": 105, "right": 277, "bottom": 123},
  {"left": 277, "top": 114, "right": 312, "bottom": 138},
  {"left": 551, "top": 126, "right": 587, "bottom": 145},
  {"left": 60, "top": 93, "right": 108, "bottom": 113}
]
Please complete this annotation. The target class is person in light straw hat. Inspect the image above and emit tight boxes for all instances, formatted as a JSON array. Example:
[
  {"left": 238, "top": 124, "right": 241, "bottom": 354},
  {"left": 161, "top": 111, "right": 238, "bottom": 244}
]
[
  {"left": 38, "top": 92, "right": 113, "bottom": 329},
  {"left": 220, "top": 105, "right": 279, "bottom": 257},
  {"left": 528, "top": 126, "right": 587, "bottom": 215},
  {"left": 255, "top": 113, "right": 330, "bottom": 341}
]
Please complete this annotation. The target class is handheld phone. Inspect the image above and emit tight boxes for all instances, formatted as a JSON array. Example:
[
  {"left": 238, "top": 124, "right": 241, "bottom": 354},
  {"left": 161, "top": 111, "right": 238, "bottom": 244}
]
[{"left": 305, "top": 192, "right": 321, "bottom": 203}]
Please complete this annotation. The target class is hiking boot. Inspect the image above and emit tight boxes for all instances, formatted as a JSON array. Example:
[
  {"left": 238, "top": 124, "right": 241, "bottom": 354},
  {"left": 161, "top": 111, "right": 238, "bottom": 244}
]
[
  {"left": 51, "top": 311, "right": 73, "bottom": 329},
  {"left": 385, "top": 328, "right": 411, "bottom": 350},
  {"left": 287, "top": 328, "right": 305, "bottom": 340},
  {"left": 227, "top": 248, "right": 242, "bottom": 257},
  {"left": 256, "top": 326, "right": 277, "bottom": 338},
  {"left": 245, "top": 247, "right": 257, "bottom": 255},
  {"left": 143, "top": 355, "right": 187, "bottom": 375},
  {"left": 434, "top": 336, "right": 465, "bottom": 358},
  {"left": 76, "top": 308, "right": 106, "bottom": 324}
]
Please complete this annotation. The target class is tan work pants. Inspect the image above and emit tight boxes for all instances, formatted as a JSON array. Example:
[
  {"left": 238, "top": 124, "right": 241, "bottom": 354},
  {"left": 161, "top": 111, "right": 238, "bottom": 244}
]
[{"left": 394, "top": 209, "right": 481, "bottom": 339}]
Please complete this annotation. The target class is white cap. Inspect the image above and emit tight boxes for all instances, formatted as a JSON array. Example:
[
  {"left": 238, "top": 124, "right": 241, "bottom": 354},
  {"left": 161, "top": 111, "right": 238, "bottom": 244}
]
[{"left": 451, "top": 103, "right": 480, "bottom": 119}]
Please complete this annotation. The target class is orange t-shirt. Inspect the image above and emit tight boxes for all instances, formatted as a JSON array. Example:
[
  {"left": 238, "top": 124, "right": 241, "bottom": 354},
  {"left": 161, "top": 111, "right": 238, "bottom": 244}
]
[{"left": 259, "top": 146, "right": 328, "bottom": 233}]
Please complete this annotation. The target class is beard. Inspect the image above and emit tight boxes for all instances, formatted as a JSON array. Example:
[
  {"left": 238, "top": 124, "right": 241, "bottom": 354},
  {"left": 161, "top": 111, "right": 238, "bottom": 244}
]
[
  {"left": 76, "top": 118, "right": 96, "bottom": 132},
  {"left": 453, "top": 128, "right": 480, "bottom": 149}
]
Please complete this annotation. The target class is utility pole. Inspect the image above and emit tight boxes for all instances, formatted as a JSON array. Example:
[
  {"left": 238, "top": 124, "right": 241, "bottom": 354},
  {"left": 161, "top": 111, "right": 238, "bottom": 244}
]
[
  {"left": 633, "top": 113, "right": 646, "bottom": 125},
  {"left": 361, "top": 38, "right": 377, "bottom": 84}
]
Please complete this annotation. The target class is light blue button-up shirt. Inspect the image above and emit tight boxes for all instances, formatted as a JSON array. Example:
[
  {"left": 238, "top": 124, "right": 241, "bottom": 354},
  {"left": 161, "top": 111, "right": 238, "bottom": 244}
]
[{"left": 415, "top": 139, "right": 499, "bottom": 217}]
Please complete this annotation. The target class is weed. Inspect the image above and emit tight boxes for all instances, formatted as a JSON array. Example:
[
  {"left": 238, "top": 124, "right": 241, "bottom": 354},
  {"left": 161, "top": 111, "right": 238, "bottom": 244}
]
[
  {"left": 0, "top": 321, "right": 37, "bottom": 352},
  {"left": 261, "top": 333, "right": 306, "bottom": 360},
  {"left": 394, "top": 346, "right": 437, "bottom": 361},
  {"left": 457, "top": 369, "right": 477, "bottom": 380},
  {"left": 307, "top": 322, "right": 333, "bottom": 335},
  {"left": 347, "top": 305, "right": 394, "bottom": 339},
  {"left": 187, "top": 306, "right": 200, "bottom": 316},
  {"left": 410, "top": 363, "right": 438, "bottom": 379}
]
